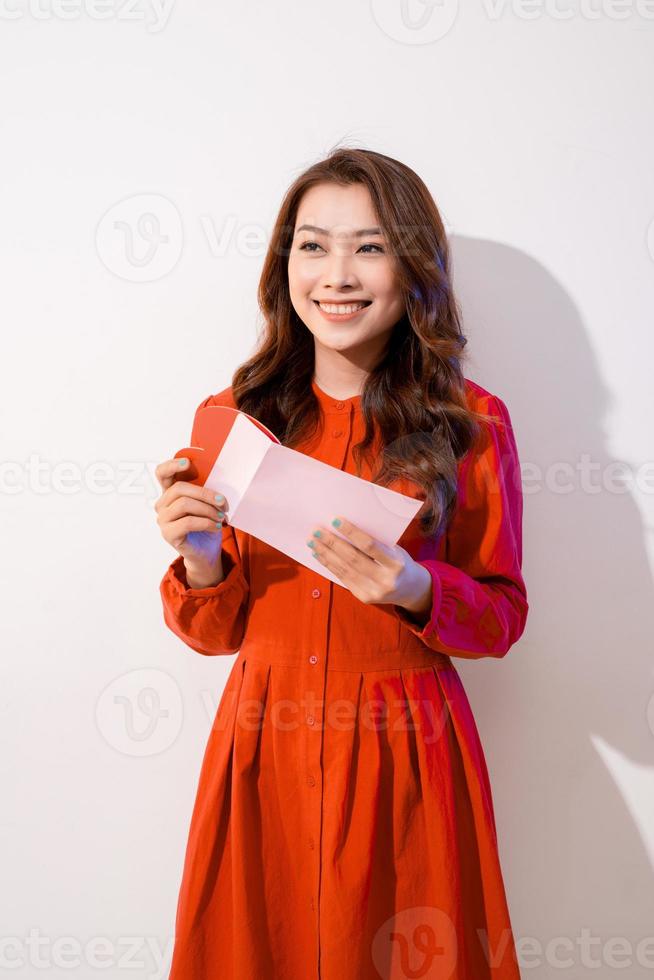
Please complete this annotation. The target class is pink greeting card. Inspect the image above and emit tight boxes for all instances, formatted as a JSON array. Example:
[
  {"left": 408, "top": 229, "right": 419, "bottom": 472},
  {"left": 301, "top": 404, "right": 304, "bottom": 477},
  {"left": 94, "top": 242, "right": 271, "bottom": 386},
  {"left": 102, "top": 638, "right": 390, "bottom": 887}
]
[{"left": 174, "top": 406, "right": 423, "bottom": 585}]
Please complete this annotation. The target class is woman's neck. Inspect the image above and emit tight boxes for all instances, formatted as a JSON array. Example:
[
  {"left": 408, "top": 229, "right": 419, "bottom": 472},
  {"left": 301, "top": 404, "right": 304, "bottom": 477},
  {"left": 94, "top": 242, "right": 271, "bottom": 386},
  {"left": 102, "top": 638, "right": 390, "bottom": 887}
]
[{"left": 312, "top": 361, "right": 369, "bottom": 401}]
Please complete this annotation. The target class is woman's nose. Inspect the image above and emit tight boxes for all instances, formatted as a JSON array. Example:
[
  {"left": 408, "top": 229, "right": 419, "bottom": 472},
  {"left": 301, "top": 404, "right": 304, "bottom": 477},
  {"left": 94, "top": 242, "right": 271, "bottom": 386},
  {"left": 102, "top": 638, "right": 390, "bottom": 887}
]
[{"left": 322, "top": 254, "right": 358, "bottom": 288}]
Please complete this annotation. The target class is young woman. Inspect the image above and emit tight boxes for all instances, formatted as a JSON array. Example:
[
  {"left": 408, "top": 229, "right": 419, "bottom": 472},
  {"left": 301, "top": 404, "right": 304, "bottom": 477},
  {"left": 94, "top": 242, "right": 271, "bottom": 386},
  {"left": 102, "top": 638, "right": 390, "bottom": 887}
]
[{"left": 155, "top": 147, "right": 529, "bottom": 979}]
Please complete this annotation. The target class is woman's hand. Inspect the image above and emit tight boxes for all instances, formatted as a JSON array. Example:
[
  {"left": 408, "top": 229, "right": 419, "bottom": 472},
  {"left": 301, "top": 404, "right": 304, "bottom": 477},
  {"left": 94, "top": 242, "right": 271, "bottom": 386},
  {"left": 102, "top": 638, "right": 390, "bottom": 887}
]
[
  {"left": 306, "top": 516, "right": 433, "bottom": 619},
  {"left": 154, "top": 457, "right": 231, "bottom": 586}
]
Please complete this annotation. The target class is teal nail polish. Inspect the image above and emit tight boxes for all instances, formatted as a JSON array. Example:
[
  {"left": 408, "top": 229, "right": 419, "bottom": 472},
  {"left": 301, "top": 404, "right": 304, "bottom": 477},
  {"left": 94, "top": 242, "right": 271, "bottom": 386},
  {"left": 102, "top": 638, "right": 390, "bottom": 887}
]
[
  {"left": 217, "top": 510, "right": 225, "bottom": 519},
  {"left": 331, "top": 518, "right": 341, "bottom": 528},
  {"left": 312, "top": 530, "right": 322, "bottom": 538},
  {"left": 306, "top": 539, "right": 316, "bottom": 549},
  {"left": 215, "top": 493, "right": 224, "bottom": 503},
  {"left": 178, "top": 458, "right": 188, "bottom": 468}
]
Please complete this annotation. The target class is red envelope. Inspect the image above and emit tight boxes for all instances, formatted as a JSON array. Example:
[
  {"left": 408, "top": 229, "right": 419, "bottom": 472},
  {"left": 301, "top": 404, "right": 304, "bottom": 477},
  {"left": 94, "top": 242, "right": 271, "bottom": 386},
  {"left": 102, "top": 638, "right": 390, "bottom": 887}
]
[{"left": 172, "top": 406, "right": 280, "bottom": 486}]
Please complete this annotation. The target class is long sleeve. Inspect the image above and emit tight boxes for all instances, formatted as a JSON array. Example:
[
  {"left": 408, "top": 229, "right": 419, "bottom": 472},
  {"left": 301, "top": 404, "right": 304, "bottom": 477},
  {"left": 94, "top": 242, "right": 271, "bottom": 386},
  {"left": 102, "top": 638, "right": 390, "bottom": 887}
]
[
  {"left": 393, "top": 392, "right": 528, "bottom": 660},
  {"left": 159, "top": 392, "right": 250, "bottom": 656}
]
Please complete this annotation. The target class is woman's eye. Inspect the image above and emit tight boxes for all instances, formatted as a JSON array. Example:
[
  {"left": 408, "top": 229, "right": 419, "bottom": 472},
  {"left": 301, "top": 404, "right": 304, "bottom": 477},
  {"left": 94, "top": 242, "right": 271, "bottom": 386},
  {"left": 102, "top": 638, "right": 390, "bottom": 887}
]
[{"left": 298, "top": 241, "right": 384, "bottom": 254}]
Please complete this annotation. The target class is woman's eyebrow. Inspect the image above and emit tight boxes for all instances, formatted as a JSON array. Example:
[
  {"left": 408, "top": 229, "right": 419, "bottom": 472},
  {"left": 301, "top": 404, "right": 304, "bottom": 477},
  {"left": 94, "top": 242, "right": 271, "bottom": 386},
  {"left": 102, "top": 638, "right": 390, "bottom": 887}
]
[{"left": 295, "top": 224, "right": 384, "bottom": 237}]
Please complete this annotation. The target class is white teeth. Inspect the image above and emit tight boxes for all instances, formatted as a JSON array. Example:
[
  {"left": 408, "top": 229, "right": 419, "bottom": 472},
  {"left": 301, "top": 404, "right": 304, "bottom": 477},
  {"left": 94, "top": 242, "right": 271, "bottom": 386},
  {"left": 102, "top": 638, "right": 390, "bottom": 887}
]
[{"left": 317, "top": 302, "right": 368, "bottom": 315}]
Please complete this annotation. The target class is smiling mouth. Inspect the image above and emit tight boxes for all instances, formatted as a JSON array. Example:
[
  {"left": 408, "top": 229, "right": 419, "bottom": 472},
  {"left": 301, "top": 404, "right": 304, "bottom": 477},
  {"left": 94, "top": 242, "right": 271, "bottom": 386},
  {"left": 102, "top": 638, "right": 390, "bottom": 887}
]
[{"left": 313, "top": 300, "right": 372, "bottom": 314}]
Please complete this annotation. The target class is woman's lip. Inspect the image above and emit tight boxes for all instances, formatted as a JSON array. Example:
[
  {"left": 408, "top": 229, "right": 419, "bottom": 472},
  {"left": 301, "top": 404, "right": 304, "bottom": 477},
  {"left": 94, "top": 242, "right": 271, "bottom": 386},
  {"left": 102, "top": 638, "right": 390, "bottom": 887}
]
[{"left": 313, "top": 300, "right": 372, "bottom": 323}]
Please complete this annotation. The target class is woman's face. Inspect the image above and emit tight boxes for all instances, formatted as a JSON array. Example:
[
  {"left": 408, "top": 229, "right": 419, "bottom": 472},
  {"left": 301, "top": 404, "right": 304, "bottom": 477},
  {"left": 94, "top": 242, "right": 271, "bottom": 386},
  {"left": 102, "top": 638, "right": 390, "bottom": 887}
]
[{"left": 287, "top": 182, "right": 405, "bottom": 358}]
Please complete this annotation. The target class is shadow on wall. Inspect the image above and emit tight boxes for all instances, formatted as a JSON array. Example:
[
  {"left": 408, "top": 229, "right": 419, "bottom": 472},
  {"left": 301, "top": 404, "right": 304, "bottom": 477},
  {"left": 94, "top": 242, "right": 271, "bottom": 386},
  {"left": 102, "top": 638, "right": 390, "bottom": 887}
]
[{"left": 450, "top": 233, "right": 654, "bottom": 973}]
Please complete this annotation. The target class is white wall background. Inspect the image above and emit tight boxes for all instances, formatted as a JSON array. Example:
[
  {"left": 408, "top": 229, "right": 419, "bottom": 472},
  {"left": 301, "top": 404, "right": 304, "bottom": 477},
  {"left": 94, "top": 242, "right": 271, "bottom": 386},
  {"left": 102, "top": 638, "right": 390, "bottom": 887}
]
[{"left": 2, "top": 1, "right": 653, "bottom": 977}]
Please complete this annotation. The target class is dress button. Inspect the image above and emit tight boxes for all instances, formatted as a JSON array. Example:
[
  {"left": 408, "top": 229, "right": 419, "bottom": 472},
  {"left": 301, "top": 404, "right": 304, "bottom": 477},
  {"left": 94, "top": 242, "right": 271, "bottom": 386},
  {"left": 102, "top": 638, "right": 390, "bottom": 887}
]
[
  {"left": 308, "top": 837, "right": 315, "bottom": 850},
  {"left": 306, "top": 715, "right": 315, "bottom": 726},
  {"left": 335, "top": 401, "right": 344, "bottom": 410},
  {"left": 309, "top": 654, "right": 318, "bottom": 665},
  {"left": 311, "top": 588, "right": 321, "bottom": 599},
  {"left": 332, "top": 429, "right": 343, "bottom": 437},
  {"left": 307, "top": 774, "right": 316, "bottom": 786}
]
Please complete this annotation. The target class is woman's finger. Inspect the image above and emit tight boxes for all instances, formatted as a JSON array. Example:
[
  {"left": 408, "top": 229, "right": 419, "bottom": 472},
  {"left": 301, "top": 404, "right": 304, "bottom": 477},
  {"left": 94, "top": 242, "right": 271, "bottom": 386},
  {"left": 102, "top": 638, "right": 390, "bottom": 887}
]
[
  {"left": 154, "top": 464, "right": 229, "bottom": 514},
  {"left": 160, "top": 493, "right": 227, "bottom": 526},
  {"left": 155, "top": 456, "right": 194, "bottom": 492}
]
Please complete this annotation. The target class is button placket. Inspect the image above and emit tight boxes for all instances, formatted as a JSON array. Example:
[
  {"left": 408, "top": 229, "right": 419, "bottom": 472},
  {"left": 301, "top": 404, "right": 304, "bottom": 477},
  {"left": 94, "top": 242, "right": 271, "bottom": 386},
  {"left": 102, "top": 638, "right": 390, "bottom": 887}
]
[
  {"left": 330, "top": 403, "right": 352, "bottom": 470},
  {"left": 304, "top": 396, "right": 357, "bottom": 939},
  {"left": 303, "top": 639, "right": 326, "bottom": 927}
]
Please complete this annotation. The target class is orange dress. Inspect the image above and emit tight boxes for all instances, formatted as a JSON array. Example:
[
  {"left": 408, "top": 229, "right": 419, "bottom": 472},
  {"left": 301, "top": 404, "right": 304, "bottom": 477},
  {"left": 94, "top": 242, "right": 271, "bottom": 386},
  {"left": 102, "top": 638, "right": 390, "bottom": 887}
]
[{"left": 160, "top": 377, "right": 528, "bottom": 980}]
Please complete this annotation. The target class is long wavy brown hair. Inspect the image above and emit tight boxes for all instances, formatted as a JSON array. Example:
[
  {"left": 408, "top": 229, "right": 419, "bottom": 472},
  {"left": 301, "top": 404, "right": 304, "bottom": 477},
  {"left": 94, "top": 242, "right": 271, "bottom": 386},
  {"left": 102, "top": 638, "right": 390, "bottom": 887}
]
[{"left": 230, "top": 146, "right": 503, "bottom": 539}]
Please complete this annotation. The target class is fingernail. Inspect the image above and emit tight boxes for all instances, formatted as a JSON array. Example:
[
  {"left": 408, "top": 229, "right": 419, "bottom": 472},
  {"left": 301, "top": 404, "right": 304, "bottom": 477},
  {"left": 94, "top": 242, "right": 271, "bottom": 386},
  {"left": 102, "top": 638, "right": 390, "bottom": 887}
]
[
  {"left": 215, "top": 494, "right": 224, "bottom": 503},
  {"left": 312, "top": 530, "right": 322, "bottom": 538},
  {"left": 178, "top": 458, "right": 188, "bottom": 468},
  {"left": 217, "top": 510, "right": 225, "bottom": 519},
  {"left": 306, "top": 540, "right": 316, "bottom": 549},
  {"left": 331, "top": 518, "right": 341, "bottom": 528}
]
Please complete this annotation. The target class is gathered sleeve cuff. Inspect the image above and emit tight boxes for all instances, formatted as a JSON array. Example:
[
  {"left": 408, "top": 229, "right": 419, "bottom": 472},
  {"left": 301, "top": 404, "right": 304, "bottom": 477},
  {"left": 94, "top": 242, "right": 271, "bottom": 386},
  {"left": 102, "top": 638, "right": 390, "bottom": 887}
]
[
  {"left": 159, "top": 541, "right": 250, "bottom": 656},
  {"left": 393, "top": 393, "right": 529, "bottom": 660}
]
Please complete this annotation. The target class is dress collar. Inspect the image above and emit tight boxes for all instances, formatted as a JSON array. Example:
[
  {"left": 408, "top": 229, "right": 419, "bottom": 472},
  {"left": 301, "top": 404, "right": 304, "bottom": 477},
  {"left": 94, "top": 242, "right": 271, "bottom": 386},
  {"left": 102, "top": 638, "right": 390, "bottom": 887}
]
[{"left": 311, "top": 378, "right": 362, "bottom": 414}]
